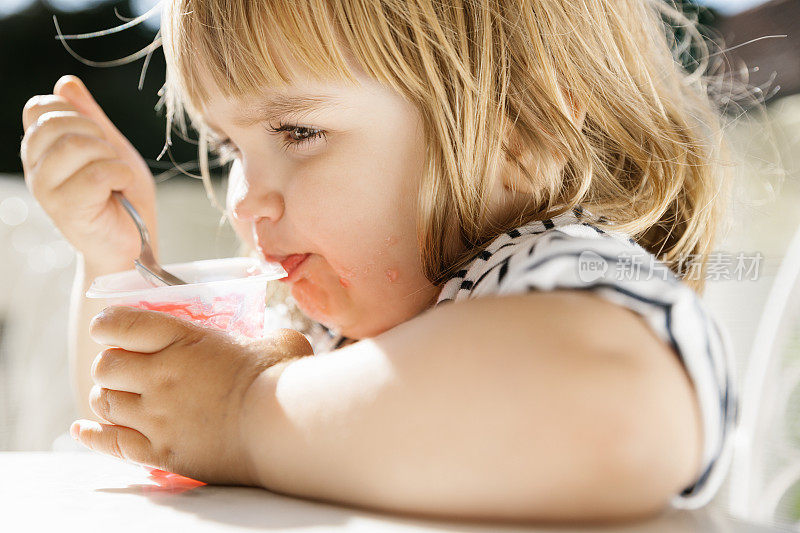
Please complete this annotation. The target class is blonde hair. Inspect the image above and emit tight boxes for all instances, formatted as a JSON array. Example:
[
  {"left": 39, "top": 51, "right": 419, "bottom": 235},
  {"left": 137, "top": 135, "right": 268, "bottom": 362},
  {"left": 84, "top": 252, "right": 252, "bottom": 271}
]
[{"left": 159, "top": 0, "right": 742, "bottom": 295}]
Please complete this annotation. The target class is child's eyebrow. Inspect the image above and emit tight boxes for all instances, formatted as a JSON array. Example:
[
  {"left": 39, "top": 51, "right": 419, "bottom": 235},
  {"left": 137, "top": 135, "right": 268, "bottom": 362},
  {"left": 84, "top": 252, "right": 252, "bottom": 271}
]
[{"left": 232, "top": 93, "right": 344, "bottom": 126}]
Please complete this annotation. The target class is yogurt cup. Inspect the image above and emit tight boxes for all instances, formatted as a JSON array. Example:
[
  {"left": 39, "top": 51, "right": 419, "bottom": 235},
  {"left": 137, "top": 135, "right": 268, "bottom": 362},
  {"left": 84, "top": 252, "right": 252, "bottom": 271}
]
[{"left": 85, "top": 257, "right": 287, "bottom": 339}]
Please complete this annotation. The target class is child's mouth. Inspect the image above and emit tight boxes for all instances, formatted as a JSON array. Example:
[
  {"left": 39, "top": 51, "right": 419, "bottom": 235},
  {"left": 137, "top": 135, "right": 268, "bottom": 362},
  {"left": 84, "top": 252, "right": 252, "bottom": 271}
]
[{"left": 278, "top": 253, "right": 311, "bottom": 282}]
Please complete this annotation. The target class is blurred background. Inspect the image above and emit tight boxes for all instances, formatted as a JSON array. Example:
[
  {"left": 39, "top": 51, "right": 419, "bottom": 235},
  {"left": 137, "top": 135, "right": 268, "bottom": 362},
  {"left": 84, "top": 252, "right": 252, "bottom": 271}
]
[{"left": 0, "top": 0, "right": 798, "bottom": 527}]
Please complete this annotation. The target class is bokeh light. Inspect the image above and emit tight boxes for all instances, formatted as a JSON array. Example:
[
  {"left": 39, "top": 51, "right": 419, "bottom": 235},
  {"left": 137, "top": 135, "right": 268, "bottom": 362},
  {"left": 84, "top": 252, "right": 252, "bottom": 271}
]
[{"left": 0, "top": 197, "right": 29, "bottom": 226}]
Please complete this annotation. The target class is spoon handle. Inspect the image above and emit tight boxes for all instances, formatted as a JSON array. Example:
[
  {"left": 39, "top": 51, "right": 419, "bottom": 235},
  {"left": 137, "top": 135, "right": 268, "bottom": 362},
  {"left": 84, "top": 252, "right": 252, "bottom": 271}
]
[
  {"left": 112, "top": 190, "right": 188, "bottom": 286},
  {"left": 112, "top": 191, "right": 151, "bottom": 247}
]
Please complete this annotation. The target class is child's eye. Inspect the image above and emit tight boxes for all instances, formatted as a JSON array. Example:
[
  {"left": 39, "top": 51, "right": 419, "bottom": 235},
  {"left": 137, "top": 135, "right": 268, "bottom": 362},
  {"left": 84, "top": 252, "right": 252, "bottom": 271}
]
[
  {"left": 206, "top": 122, "right": 326, "bottom": 161},
  {"left": 266, "top": 121, "right": 326, "bottom": 152}
]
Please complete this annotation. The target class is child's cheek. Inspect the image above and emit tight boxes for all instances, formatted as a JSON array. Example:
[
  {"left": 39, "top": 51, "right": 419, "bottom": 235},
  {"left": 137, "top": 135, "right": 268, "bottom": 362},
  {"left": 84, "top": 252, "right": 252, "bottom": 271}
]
[
  {"left": 337, "top": 264, "right": 401, "bottom": 288},
  {"left": 385, "top": 268, "right": 400, "bottom": 283},
  {"left": 382, "top": 235, "right": 401, "bottom": 283},
  {"left": 336, "top": 234, "right": 400, "bottom": 288}
]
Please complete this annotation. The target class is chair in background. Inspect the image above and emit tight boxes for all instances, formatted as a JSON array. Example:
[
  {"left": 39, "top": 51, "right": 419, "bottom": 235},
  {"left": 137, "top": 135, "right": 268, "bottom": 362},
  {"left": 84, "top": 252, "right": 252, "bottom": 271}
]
[{"left": 729, "top": 221, "right": 800, "bottom": 528}]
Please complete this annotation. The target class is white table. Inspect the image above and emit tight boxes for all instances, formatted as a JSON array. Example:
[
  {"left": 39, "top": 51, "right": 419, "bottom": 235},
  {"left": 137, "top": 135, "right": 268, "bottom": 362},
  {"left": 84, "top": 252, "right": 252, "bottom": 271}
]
[{"left": 0, "top": 452, "right": 790, "bottom": 532}]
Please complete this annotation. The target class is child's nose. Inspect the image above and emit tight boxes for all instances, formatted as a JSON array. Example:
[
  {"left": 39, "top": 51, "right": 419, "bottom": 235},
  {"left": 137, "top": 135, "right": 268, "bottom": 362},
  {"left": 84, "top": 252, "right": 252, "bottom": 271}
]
[
  {"left": 231, "top": 190, "right": 285, "bottom": 223},
  {"left": 227, "top": 161, "right": 286, "bottom": 222}
]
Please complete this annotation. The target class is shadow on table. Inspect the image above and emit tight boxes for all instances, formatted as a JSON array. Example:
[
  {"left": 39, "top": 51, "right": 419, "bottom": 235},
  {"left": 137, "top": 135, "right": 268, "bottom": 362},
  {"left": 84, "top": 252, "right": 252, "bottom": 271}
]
[
  {"left": 97, "top": 483, "right": 361, "bottom": 530},
  {"left": 94, "top": 482, "right": 772, "bottom": 532}
]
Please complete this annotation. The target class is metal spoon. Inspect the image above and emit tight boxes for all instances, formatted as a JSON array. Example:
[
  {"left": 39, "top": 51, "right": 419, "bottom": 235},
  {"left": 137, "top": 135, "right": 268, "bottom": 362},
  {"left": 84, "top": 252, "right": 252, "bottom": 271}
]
[{"left": 112, "top": 190, "right": 188, "bottom": 287}]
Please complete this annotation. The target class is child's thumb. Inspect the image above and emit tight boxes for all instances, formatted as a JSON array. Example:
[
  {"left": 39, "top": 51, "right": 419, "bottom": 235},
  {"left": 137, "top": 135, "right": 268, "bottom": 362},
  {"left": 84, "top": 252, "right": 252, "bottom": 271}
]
[{"left": 54, "top": 75, "right": 129, "bottom": 149}]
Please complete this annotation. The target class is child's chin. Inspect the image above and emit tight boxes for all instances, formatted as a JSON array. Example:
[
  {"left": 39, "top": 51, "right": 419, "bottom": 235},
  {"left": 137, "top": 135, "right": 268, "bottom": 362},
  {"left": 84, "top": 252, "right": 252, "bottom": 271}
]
[{"left": 291, "top": 278, "right": 335, "bottom": 323}]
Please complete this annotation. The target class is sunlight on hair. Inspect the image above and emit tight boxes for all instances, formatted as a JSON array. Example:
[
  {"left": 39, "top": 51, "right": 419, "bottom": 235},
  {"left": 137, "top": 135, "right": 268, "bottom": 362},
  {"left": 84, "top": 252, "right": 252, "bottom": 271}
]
[{"left": 53, "top": 0, "right": 787, "bottom": 299}]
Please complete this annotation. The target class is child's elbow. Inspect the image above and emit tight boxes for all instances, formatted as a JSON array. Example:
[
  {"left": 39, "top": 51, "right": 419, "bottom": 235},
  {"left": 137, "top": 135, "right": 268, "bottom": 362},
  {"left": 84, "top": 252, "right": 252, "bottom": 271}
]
[
  {"left": 508, "top": 348, "right": 703, "bottom": 524},
  {"left": 587, "top": 443, "right": 692, "bottom": 524},
  {"left": 578, "top": 449, "right": 693, "bottom": 525},
  {"left": 520, "top": 433, "right": 692, "bottom": 524},
  {"left": 580, "top": 344, "right": 704, "bottom": 524}
]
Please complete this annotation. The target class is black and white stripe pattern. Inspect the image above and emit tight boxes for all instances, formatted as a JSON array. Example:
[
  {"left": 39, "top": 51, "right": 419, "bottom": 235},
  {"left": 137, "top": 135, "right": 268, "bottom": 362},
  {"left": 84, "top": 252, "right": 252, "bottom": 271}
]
[{"left": 434, "top": 205, "right": 738, "bottom": 510}]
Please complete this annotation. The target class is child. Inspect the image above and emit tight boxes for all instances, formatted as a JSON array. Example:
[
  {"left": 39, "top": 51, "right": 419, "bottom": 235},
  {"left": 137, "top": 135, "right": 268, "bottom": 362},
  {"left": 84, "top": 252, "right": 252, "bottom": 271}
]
[{"left": 20, "top": 0, "right": 738, "bottom": 524}]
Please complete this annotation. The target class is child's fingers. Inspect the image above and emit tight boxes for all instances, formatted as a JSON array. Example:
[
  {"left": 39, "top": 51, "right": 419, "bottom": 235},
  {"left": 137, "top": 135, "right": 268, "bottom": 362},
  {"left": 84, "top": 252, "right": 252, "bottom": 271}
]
[
  {"left": 89, "top": 306, "right": 202, "bottom": 354},
  {"left": 71, "top": 419, "right": 156, "bottom": 467},
  {"left": 52, "top": 159, "right": 136, "bottom": 212},
  {"left": 54, "top": 75, "right": 112, "bottom": 131},
  {"left": 91, "top": 347, "right": 156, "bottom": 394},
  {"left": 54, "top": 75, "right": 135, "bottom": 158},
  {"left": 21, "top": 111, "right": 105, "bottom": 171},
  {"left": 88, "top": 386, "right": 146, "bottom": 431},
  {"left": 21, "top": 94, "right": 77, "bottom": 131},
  {"left": 26, "top": 134, "right": 116, "bottom": 197}
]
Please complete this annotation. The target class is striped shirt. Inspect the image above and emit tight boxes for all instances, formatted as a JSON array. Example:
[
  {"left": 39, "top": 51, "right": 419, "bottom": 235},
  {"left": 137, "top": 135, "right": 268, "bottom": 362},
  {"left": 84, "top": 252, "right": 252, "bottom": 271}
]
[{"left": 310, "top": 205, "right": 738, "bottom": 510}]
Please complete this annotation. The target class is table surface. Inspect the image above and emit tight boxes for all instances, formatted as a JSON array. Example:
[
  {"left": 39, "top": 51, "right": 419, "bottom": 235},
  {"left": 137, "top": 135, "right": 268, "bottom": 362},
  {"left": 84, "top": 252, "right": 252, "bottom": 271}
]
[{"left": 0, "top": 452, "right": 792, "bottom": 533}]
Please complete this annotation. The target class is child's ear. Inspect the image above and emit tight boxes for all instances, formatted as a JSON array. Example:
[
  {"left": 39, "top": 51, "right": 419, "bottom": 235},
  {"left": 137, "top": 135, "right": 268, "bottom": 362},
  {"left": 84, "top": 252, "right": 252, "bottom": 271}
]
[
  {"left": 563, "top": 89, "right": 587, "bottom": 132},
  {"left": 498, "top": 88, "right": 586, "bottom": 194}
]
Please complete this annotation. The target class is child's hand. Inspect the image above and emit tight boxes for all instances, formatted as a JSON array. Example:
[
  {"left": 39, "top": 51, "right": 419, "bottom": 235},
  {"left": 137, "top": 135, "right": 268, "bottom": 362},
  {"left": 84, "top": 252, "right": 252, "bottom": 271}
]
[
  {"left": 71, "top": 306, "right": 313, "bottom": 485},
  {"left": 20, "top": 75, "right": 158, "bottom": 274}
]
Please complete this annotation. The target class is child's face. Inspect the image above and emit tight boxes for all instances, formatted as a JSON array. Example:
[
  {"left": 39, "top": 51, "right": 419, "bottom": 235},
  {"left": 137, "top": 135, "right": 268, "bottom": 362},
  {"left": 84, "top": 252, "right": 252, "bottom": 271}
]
[{"left": 198, "top": 65, "right": 441, "bottom": 339}]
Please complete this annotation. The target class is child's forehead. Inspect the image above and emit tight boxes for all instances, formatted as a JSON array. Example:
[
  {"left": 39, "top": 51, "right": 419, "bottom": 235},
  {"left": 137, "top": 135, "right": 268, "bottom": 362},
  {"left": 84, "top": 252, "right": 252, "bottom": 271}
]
[
  {"left": 194, "top": 66, "right": 379, "bottom": 125},
  {"left": 168, "top": 6, "right": 375, "bottom": 122}
]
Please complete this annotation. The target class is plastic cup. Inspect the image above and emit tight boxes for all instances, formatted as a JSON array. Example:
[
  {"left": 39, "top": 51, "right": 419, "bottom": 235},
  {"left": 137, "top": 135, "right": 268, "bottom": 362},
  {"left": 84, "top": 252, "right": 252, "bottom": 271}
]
[{"left": 85, "top": 257, "right": 287, "bottom": 340}]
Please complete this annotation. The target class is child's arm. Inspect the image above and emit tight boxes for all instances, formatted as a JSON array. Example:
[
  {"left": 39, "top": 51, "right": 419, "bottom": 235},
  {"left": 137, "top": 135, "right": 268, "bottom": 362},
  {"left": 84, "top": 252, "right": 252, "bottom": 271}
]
[
  {"left": 241, "top": 290, "right": 703, "bottom": 523},
  {"left": 75, "top": 291, "right": 701, "bottom": 522}
]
